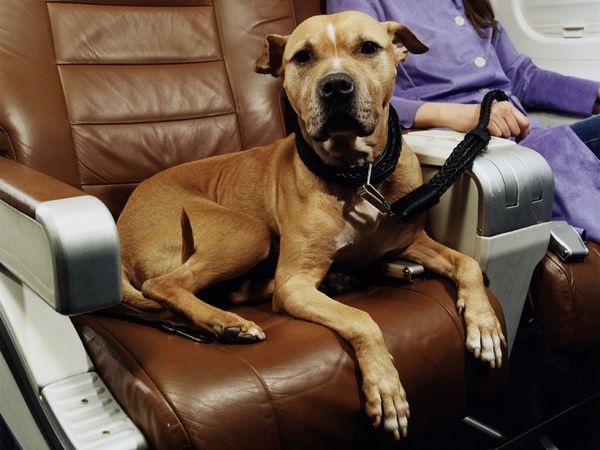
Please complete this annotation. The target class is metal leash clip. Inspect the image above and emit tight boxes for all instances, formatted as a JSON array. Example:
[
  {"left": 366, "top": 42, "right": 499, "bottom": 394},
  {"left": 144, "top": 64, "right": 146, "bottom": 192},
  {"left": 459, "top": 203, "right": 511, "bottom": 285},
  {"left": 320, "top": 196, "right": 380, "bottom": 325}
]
[{"left": 357, "top": 163, "right": 392, "bottom": 214}]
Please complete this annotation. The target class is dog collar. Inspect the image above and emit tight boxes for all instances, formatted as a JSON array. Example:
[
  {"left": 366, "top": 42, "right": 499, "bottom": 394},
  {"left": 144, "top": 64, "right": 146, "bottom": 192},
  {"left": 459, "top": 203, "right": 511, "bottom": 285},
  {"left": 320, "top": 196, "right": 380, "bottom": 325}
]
[{"left": 295, "top": 106, "right": 402, "bottom": 188}]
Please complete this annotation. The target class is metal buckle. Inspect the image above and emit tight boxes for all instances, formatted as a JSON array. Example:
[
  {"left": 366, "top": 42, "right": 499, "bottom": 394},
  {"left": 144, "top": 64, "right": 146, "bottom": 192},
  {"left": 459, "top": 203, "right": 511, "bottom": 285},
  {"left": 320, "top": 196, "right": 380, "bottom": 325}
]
[
  {"left": 549, "top": 220, "right": 589, "bottom": 262},
  {"left": 383, "top": 258, "right": 426, "bottom": 283},
  {"left": 357, "top": 164, "right": 391, "bottom": 214}
]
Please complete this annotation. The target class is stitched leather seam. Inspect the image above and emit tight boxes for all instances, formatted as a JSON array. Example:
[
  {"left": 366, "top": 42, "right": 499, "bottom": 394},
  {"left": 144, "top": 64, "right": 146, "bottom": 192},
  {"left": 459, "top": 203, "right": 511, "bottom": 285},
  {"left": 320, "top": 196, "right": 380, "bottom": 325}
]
[
  {"left": 56, "top": 58, "right": 223, "bottom": 65},
  {"left": 211, "top": 3, "right": 246, "bottom": 148},
  {"left": 211, "top": 345, "right": 285, "bottom": 450},
  {"left": 386, "top": 282, "right": 469, "bottom": 341},
  {"left": 69, "top": 110, "right": 237, "bottom": 126},
  {"left": 78, "top": 317, "right": 192, "bottom": 448},
  {"left": 47, "top": 1, "right": 214, "bottom": 6},
  {"left": 0, "top": 124, "right": 17, "bottom": 161},
  {"left": 46, "top": 2, "right": 84, "bottom": 186},
  {"left": 546, "top": 253, "right": 575, "bottom": 312}
]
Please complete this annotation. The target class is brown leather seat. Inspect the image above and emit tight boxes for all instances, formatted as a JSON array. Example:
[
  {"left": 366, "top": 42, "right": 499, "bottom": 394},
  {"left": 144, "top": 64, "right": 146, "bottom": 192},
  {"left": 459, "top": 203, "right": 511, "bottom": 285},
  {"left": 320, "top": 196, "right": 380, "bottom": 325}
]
[
  {"left": 74, "top": 281, "right": 506, "bottom": 449},
  {"left": 0, "top": 0, "right": 506, "bottom": 448},
  {"left": 529, "top": 242, "right": 600, "bottom": 356}
]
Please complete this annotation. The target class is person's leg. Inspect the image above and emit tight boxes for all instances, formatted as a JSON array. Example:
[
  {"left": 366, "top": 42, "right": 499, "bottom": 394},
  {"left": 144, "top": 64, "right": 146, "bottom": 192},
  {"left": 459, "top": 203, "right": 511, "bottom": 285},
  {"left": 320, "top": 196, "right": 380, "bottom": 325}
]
[{"left": 569, "top": 115, "right": 600, "bottom": 160}]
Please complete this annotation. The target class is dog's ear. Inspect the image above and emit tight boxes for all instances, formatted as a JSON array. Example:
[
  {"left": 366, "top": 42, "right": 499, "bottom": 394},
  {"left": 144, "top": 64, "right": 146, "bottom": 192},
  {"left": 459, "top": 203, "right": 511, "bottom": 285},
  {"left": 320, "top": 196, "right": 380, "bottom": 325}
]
[
  {"left": 255, "top": 34, "right": 289, "bottom": 77},
  {"left": 385, "top": 22, "right": 428, "bottom": 64}
]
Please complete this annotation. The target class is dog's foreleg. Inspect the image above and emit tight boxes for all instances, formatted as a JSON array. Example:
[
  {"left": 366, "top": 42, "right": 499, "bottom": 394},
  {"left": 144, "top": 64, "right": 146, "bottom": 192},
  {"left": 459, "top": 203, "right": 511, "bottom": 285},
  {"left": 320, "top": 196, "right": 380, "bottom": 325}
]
[
  {"left": 274, "top": 260, "right": 409, "bottom": 440},
  {"left": 396, "top": 231, "right": 505, "bottom": 368}
]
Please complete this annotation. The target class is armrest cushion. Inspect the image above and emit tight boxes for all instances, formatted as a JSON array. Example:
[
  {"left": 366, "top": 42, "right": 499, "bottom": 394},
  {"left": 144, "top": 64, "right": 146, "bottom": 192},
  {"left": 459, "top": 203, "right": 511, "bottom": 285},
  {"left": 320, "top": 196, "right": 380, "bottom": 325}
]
[
  {"left": 0, "top": 157, "right": 84, "bottom": 217},
  {"left": 0, "top": 158, "right": 121, "bottom": 314}
]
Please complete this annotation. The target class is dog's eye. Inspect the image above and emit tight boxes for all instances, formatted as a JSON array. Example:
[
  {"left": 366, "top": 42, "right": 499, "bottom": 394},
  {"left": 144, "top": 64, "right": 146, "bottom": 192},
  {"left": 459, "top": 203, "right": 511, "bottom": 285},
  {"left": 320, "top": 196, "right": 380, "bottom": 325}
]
[
  {"left": 291, "top": 50, "right": 311, "bottom": 64},
  {"left": 360, "top": 41, "right": 381, "bottom": 55}
]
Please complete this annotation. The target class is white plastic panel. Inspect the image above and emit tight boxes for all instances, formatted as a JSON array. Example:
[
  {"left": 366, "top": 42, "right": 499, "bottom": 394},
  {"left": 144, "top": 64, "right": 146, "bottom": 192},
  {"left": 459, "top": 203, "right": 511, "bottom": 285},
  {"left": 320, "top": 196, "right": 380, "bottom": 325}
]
[
  {"left": 0, "top": 267, "right": 92, "bottom": 388},
  {"left": 0, "top": 354, "right": 50, "bottom": 450},
  {"left": 492, "top": 0, "right": 600, "bottom": 80},
  {"left": 474, "top": 223, "right": 551, "bottom": 351},
  {"left": 42, "top": 372, "right": 146, "bottom": 450}
]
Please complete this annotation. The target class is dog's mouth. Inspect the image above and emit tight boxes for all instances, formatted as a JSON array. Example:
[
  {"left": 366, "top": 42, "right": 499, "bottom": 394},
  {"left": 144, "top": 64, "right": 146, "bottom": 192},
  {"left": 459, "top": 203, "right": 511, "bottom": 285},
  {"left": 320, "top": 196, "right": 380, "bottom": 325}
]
[{"left": 311, "top": 106, "right": 377, "bottom": 142}]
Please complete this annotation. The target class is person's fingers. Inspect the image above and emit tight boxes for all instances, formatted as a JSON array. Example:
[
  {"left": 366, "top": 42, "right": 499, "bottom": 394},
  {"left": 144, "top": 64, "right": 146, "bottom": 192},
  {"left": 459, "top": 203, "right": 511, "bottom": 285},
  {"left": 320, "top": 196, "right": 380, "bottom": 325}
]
[
  {"left": 510, "top": 107, "right": 531, "bottom": 140},
  {"left": 505, "top": 111, "right": 521, "bottom": 137},
  {"left": 487, "top": 121, "right": 503, "bottom": 137},
  {"left": 490, "top": 117, "right": 510, "bottom": 138},
  {"left": 490, "top": 103, "right": 512, "bottom": 137}
]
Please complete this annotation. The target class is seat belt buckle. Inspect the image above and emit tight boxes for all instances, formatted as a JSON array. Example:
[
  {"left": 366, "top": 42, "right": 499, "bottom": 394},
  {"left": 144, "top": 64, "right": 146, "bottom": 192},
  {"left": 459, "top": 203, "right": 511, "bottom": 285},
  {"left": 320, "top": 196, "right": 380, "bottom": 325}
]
[
  {"left": 383, "top": 259, "right": 426, "bottom": 283},
  {"left": 549, "top": 220, "right": 589, "bottom": 262}
]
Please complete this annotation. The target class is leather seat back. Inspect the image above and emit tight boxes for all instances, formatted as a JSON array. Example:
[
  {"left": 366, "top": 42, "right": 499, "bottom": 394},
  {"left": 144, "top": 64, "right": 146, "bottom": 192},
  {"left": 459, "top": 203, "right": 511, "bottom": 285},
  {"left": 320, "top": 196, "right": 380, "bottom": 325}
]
[{"left": 0, "top": 0, "right": 295, "bottom": 216}]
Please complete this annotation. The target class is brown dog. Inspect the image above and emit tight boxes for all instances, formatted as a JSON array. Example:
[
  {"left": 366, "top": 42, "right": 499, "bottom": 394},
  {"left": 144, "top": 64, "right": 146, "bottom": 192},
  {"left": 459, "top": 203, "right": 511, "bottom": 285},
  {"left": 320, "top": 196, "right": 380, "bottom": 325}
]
[{"left": 118, "top": 11, "right": 505, "bottom": 440}]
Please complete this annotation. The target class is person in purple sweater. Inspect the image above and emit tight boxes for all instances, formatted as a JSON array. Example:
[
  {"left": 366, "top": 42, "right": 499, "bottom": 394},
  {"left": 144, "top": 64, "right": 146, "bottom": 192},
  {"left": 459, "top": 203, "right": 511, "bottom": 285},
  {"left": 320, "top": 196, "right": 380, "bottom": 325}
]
[{"left": 328, "top": 0, "right": 600, "bottom": 242}]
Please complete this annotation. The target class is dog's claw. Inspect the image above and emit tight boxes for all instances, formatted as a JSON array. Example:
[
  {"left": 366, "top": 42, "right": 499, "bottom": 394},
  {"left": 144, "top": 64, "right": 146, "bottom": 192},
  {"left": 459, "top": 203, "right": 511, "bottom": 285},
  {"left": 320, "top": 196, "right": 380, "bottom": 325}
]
[
  {"left": 222, "top": 326, "right": 241, "bottom": 341},
  {"left": 214, "top": 324, "right": 266, "bottom": 344},
  {"left": 372, "top": 415, "right": 381, "bottom": 428}
]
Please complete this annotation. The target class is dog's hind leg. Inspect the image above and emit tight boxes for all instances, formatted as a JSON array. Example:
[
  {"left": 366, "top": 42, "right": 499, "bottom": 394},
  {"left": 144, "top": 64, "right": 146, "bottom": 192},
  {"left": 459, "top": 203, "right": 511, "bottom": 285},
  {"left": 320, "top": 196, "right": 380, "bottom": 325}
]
[
  {"left": 140, "top": 203, "right": 272, "bottom": 343},
  {"left": 121, "top": 266, "right": 164, "bottom": 311}
]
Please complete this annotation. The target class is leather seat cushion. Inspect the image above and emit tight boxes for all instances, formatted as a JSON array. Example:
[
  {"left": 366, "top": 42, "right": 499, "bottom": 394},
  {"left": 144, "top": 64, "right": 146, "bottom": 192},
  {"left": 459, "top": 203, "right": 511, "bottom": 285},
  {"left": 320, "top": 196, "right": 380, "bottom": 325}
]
[
  {"left": 529, "top": 241, "right": 600, "bottom": 355},
  {"left": 73, "top": 278, "right": 507, "bottom": 450}
]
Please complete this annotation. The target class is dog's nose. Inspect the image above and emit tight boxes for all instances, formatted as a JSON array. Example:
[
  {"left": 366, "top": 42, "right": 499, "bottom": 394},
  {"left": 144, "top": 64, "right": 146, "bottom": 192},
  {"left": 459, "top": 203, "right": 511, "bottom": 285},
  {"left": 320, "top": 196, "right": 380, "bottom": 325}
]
[{"left": 319, "top": 73, "right": 354, "bottom": 99}]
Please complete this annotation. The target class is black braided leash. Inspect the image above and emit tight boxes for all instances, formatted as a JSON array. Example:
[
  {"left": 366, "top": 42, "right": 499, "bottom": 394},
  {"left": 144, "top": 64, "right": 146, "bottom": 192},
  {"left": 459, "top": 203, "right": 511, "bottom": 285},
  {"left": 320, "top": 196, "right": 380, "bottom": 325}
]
[
  {"left": 295, "top": 89, "right": 509, "bottom": 222},
  {"left": 388, "top": 89, "right": 508, "bottom": 222}
]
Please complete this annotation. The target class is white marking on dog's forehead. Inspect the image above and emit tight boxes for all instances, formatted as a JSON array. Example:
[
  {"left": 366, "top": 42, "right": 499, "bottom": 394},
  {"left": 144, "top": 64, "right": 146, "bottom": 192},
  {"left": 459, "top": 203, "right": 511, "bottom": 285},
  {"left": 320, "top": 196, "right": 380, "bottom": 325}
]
[
  {"left": 327, "top": 23, "right": 336, "bottom": 45},
  {"left": 326, "top": 23, "right": 340, "bottom": 61}
]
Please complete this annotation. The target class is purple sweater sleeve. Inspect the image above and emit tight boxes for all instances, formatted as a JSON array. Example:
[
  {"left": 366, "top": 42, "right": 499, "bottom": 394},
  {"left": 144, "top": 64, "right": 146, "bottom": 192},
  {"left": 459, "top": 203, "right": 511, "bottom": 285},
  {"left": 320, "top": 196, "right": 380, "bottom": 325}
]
[
  {"left": 326, "top": 0, "right": 384, "bottom": 17},
  {"left": 494, "top": 23, "right": 600, "bottom": 115}
]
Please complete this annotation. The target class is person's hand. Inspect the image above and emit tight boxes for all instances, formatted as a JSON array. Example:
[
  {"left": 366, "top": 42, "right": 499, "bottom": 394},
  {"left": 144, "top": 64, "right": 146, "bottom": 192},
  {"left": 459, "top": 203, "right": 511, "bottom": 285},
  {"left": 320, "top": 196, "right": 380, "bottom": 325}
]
[
  {"left": 594, "top": 88, "right": 600, "bottom": 115},
  {"left": 448, "top": 102, "right": 531, "bottom": 140},
  {"left": 486, "top": 101, "right": 531, "bottom": 141}
]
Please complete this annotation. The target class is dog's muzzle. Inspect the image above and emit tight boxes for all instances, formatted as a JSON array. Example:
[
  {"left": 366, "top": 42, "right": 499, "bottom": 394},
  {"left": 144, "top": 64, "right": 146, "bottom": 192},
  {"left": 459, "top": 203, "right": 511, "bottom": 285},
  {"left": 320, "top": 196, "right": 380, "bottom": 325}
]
[{"left": 314, "top": 72, "right": 374, "bottom": 140}]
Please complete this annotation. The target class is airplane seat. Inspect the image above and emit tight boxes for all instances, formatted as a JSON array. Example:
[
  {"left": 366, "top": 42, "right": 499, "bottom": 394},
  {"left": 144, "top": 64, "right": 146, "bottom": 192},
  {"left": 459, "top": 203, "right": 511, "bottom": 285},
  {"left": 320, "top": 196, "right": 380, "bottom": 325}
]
[
  {"left": 0, "top": 1, "right": 513, "bottom": 448},
  {"left": 493, "top": 0, "right": 600, "bottom": 359}
]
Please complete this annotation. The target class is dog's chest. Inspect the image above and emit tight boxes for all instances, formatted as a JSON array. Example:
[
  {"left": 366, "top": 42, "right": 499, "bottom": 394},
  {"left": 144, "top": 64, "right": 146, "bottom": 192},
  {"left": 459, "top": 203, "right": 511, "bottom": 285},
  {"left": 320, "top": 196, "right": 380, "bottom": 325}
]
[{"left": 334, "top": 197, "right": 411, "bottom": 264}]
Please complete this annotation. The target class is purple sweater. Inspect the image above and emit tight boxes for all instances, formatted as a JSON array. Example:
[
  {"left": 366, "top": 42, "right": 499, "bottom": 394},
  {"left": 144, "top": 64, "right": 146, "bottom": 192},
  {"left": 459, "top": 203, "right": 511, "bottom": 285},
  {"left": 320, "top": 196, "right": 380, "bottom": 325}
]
[{"left": 328, "top": 0, "right": 600, "bottom": 241}]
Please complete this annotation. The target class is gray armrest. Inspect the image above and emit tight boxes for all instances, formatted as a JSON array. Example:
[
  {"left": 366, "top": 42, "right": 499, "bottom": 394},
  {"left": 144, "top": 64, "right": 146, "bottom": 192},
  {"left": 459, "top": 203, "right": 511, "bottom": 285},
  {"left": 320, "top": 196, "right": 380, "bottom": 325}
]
[
  {"left": 405, "top": 130, "right": 554, "bottom": 353},
  {"left": 0, "top": 195, "right": 121, "bottom": 314}
]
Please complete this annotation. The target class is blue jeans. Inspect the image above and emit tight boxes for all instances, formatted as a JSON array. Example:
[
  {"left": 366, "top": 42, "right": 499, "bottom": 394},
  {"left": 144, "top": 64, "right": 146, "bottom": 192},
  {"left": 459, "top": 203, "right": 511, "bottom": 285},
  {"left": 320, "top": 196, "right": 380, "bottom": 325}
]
[{"left": 570, "top": 115, "right": 600, "bottom": 160}]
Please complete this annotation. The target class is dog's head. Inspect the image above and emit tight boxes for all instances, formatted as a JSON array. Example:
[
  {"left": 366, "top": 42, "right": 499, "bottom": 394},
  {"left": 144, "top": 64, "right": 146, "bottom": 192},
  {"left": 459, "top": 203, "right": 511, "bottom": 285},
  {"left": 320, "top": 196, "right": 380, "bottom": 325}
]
[{"left": 255, "top": 11, "right": 427, "bottom": 146}]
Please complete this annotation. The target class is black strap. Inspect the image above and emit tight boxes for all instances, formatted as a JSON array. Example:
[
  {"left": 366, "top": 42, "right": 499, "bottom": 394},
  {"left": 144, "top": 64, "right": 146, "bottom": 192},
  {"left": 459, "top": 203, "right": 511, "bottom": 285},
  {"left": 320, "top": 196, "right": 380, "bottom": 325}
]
[
  {"left": 389, "top": 89, "right": 508, "bottom": 222},
  {"left": 295, "top": 106, "right": 403, "bottom": 188},
  {"left": 96, "top": 307, "right": 215, "bottom": 343}
]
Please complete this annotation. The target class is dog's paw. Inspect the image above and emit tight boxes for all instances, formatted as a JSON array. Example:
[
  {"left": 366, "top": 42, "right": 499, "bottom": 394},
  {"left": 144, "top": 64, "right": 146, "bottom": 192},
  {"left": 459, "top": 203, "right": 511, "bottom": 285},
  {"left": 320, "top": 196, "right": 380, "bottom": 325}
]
[
  {"left": 362, "top": 354, "right": 409, "bottom": 441},
  {"left": 212, "top": 313, "right": 266, "bottom": 344},
  {"left": 463, "top": 303, "right": 506, "bottom": 369}
]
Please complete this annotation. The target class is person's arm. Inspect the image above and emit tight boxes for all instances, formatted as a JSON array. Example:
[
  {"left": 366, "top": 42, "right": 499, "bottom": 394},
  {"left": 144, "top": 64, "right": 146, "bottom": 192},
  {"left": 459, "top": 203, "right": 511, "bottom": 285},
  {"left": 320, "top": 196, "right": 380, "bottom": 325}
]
[
  {"left": 493, "top": 23, "right": 600, "bottom": 116},
  {"left": 413, "top": 101, "right": 531, "bottom": 139}
]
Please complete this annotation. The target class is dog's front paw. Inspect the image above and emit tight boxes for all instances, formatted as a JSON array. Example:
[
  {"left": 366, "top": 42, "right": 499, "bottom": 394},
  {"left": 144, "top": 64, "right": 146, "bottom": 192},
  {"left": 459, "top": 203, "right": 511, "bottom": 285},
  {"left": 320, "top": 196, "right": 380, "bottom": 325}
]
[
  {"left": 362, "top": 354, "right": 409, "bottom": 440},
  {"left": 211, "top": 312, "right": 266, "bottom": 343},
  {"left": 463, "top": 302, "right": 506, "bottom": 369}
]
